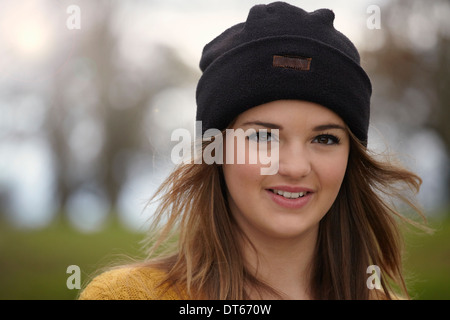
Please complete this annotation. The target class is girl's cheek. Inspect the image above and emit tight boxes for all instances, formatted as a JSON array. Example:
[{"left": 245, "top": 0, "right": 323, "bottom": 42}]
[
  {"left": 319, "top": 155, "right": 348, "bottom": 186},
  {"left": 225, "top": 141, "right": 262, "bottom": 167}
]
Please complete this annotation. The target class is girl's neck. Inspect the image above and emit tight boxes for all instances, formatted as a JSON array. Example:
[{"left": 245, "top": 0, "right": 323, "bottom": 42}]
[{"left": 241, "top": 226, "right": 318, "bottom": 300}]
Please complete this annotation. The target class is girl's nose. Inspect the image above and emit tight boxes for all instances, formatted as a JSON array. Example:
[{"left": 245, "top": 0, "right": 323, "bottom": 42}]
[{"left": 277, "top": 143, "right": 312, "bottom": 179}]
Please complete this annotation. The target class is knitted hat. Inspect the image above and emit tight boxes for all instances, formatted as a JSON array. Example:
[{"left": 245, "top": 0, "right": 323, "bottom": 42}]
[{"left": 196, "top": 1, "right": 372, "bottom": 144}]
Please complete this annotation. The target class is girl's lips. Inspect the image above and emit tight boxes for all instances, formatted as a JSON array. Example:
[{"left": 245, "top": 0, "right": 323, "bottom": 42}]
[{"left": 265, "top": 189, "right": 313, "bottom": 209}]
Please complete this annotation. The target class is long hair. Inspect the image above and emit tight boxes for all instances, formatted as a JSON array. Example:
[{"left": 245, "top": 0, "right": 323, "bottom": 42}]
[
  {"left": 140, "top": 129, "right": 428, "bottom": 299},
  {"left": 312, "top": 130, "right": 428, "bottom": 299}
]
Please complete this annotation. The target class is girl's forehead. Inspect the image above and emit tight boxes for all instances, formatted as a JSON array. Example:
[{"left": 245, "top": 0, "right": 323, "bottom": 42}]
[{"left": 234, "top": 100, "right": 346, "bottom": 128}]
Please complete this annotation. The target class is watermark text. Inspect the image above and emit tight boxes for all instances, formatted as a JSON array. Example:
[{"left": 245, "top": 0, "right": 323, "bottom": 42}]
[
  {"left": 171, "top": 121, "right": 279, "bottom": 175},
  {"left": 66, "top": 265, "right": 81, "bottom": 289}
]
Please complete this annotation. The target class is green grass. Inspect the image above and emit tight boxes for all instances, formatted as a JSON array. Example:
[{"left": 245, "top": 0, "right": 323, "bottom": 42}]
[
  {"left": 0, "top": 215, "right": 146, "bottom": 300},
  {"left": 0, "top": 212, "right": 449, "bottom": 300},
  {"left": 402, "top": 215, "right": 450, "bottom": 300}
]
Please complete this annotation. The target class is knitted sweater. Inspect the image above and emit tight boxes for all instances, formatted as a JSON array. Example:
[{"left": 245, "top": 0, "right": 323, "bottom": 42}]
[{"left": 79, "top": 266, "right": 188, "bottom": 300}]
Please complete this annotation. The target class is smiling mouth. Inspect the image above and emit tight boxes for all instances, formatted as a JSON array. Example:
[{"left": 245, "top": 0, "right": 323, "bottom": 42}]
[{"left": 268, "top": 189, "right": 310, "bottom": 199}]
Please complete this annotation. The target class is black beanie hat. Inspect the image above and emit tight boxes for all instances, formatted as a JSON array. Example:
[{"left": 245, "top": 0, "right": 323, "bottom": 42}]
[{"left": 195, "top": 1, "right": 372, "bottom": 144}]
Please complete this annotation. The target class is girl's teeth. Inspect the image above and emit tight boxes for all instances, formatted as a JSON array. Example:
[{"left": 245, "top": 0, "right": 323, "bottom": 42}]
[{"left": 273, "top": 189, "right": 306, "bottom": 199}]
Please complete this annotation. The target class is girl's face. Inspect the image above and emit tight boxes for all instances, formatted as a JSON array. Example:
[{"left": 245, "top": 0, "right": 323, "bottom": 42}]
[{"left": 222, "top": 100, "right": 350, "bottom": 241}]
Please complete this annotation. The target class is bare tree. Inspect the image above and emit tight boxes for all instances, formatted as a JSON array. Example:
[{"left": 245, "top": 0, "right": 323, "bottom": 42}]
[
  {"left": 362, "top": 0, "right": 450, "bottom": 208},
  {"left": 47, "top": 1, "right": 198, "bottom": 220}
]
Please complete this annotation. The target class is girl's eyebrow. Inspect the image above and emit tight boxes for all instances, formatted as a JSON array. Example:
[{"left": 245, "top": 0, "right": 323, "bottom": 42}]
[
  {"left": 313, "top": 123, "right": 346, "bottom": 131},
  {"left": 240, "top": 121, "right": 282, "bottom": 129},
  {"left": 240, "top": 121, "right": 346, "bottom": 131}
]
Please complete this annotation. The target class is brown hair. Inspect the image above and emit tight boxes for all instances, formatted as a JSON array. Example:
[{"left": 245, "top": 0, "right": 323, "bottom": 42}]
[
  {"left": 312, "top": 130, "right": 428, "bottom": 299},
  {"left": 140, "top": 129, "right": 428, "bottom": 299}
]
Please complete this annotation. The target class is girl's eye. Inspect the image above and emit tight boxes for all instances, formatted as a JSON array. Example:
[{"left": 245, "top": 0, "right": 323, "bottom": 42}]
[
  {"left": 313, "top": 134, "right": 340, "bottom": 145},
  {"left": 246, "top": 131, "right": 277, "bottom": 143}
]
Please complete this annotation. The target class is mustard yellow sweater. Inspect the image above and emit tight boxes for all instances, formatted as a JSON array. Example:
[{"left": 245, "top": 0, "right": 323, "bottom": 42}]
[{"left": 79, "top": 266, "right": 188, "bottom": 300}]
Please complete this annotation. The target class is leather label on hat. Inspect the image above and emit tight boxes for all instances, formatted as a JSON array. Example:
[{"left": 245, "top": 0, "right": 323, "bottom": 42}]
[{"left": 273, "top": 55, "right": 312, "bottom": 71}]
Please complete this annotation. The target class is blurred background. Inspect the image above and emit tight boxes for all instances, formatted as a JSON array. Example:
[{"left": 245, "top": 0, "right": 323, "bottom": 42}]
[{"left": 0, "top": 0, "right": 448, "bottom": 299}]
